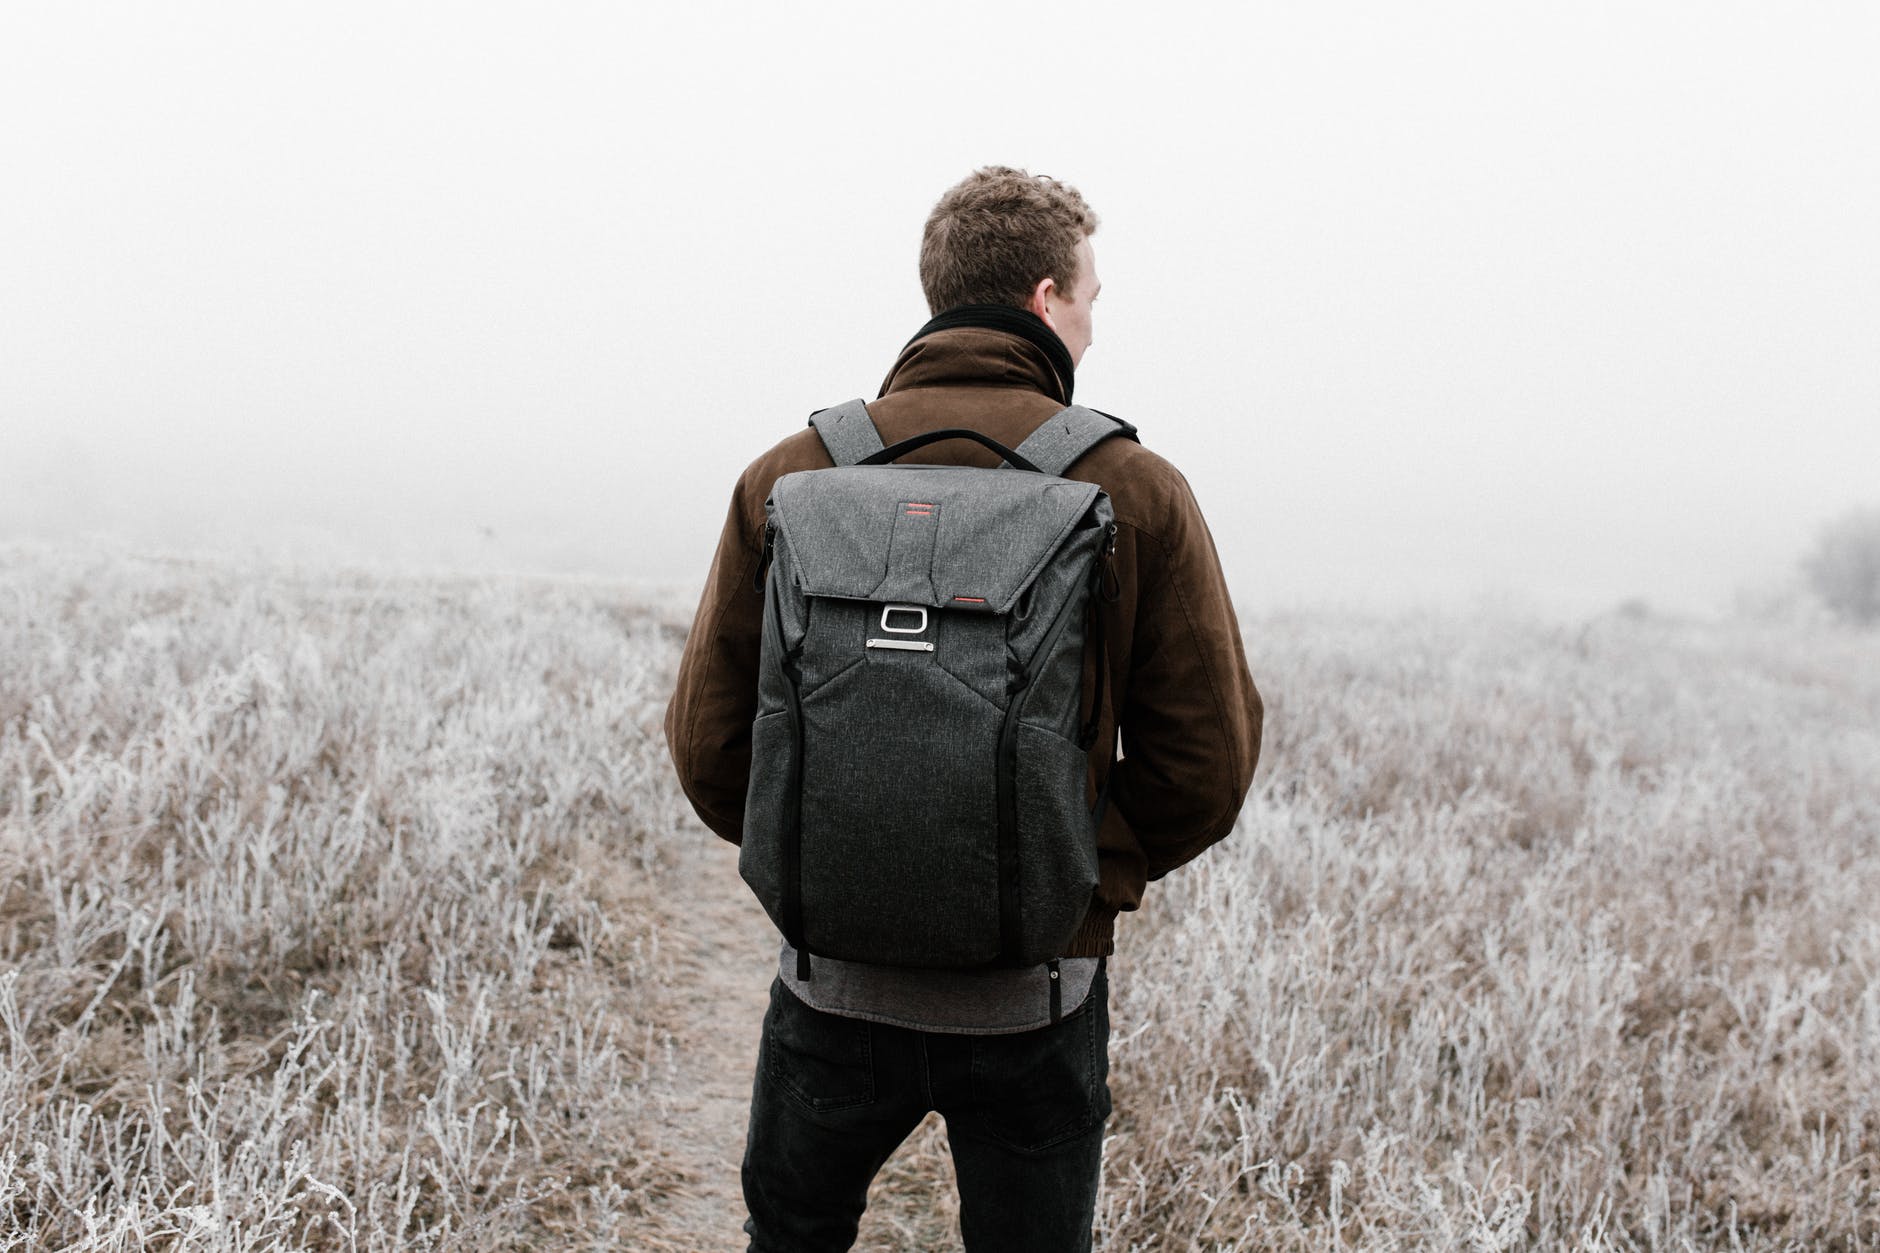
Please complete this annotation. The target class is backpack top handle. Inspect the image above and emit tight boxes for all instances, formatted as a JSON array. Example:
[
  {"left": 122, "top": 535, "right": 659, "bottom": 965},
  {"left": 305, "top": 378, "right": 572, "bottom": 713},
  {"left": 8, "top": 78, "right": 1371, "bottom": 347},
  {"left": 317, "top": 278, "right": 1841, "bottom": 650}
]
[{"left": 857, "top": 428, "right": 1043, "bottom": 474}]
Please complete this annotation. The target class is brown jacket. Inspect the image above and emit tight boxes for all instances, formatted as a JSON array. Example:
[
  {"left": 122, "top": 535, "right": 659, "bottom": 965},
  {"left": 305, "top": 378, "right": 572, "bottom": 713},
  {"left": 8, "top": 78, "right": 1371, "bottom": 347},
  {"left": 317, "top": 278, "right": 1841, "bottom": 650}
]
[{"left": 664, "top": 326, "right": 1264, "bottom": 956}]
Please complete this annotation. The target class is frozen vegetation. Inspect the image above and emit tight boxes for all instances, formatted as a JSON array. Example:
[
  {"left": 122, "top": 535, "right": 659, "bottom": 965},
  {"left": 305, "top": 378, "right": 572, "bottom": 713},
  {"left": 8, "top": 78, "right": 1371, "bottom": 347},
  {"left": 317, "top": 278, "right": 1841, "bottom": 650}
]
[
  {"left": 3, "top": 544, "right": 1877, "bottom": 1249},
  {"left": 1, "top": 546, "right": 692, "bottom": 1248}
]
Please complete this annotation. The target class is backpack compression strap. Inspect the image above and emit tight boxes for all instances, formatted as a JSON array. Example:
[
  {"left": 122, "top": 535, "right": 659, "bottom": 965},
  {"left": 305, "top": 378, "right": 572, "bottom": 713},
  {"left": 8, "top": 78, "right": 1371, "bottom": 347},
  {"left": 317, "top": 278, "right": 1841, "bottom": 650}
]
[
  {"left": 808, "top": 399, "right": 885, "bottom": 467},
  {"left": 1010, "top": 406, "right": 1140, "bottom": 477}
]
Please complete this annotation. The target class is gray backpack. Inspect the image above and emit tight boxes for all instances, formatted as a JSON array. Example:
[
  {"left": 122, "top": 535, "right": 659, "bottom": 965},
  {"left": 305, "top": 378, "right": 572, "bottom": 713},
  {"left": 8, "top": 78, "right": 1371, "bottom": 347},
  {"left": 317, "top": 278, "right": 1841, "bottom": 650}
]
[{"left": 740, "top": 400, "right": 1135, "bottom": 1012}]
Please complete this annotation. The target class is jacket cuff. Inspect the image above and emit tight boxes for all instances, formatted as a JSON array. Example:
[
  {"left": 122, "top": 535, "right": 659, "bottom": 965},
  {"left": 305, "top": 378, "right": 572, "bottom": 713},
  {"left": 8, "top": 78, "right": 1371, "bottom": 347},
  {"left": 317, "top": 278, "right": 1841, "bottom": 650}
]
[{"left": 1064, "top": 904, "right": 1118, "bottom": 958}]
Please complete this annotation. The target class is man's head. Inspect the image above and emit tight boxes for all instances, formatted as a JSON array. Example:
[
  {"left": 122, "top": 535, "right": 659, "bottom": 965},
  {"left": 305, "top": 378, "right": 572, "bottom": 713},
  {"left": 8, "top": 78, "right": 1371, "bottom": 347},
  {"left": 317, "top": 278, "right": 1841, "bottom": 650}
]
[{"left": 919, "top": 167, "right": 1102, "bottom": 367}]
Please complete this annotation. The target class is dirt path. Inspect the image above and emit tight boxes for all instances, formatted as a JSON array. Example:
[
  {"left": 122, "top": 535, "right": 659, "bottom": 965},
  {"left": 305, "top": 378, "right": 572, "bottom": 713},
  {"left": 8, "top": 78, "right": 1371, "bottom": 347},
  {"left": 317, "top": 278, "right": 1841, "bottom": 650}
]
[
  {"left": 633, "top": 836, "right": 777, "bottom": 1251},
  {"left": 628, "top": 835, "right": 962, "bottom": 1252}
]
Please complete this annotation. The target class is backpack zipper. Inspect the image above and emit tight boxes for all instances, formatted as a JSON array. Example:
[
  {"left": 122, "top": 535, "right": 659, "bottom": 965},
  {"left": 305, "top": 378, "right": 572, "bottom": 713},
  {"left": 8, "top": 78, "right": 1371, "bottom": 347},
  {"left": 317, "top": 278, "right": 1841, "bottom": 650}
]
[{"left": 996, "top": 556, "right": 1102, "bottom": 973}]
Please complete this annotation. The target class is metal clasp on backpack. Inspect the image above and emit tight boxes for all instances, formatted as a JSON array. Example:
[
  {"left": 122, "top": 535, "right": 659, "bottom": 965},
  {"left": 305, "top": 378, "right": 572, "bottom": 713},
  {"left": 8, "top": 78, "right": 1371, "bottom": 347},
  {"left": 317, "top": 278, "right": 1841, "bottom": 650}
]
[
  {"left": 867, "top": 603, "right": 934, "bottom": 652},
  {"left": 878, "top": 604, "right": 927, "bottom": 634}
]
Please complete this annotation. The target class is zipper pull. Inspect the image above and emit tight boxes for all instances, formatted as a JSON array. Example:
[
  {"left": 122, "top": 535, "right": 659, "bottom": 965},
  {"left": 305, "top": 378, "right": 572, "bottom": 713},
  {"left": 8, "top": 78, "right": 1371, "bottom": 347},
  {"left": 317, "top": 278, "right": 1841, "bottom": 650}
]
[
  {"left": 1099, "top": 522, "right": 1120, "bottom": 602},
  {"left": 753, "top": 523, "right": 776, "bottom": 594}
]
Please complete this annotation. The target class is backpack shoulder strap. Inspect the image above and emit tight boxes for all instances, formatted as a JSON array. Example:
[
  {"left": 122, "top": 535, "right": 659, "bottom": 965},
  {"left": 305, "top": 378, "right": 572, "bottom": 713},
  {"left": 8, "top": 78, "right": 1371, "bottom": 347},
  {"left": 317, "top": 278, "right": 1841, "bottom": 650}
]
[
  {"left": 807, "top": 399, "right": 885, "bottom": 467},
  {"left": 1011, "top": 405, "right": 1140, "bottom": 477}
]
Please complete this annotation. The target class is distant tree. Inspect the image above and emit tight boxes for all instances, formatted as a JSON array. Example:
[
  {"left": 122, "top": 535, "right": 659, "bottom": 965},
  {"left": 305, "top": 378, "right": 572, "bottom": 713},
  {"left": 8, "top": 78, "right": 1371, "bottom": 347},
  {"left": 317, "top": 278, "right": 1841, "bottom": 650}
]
[{"left": 1803, "top": 507, "right": 1880, "bottom": 626}]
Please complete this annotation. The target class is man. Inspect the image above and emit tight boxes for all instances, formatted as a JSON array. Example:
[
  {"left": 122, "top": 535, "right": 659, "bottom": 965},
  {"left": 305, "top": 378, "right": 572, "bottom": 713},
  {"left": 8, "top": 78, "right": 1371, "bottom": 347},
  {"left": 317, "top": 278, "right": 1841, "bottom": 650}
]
[{"left": 665, "top": 166, "right": 1263, "bottom": 1252}]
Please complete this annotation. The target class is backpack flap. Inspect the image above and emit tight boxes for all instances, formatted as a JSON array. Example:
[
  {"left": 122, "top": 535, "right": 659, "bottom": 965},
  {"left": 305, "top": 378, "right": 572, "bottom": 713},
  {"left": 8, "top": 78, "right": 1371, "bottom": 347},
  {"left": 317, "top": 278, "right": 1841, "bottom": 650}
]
[{"left": 768, "top": 464, "right": 1104, "bottom": 613}]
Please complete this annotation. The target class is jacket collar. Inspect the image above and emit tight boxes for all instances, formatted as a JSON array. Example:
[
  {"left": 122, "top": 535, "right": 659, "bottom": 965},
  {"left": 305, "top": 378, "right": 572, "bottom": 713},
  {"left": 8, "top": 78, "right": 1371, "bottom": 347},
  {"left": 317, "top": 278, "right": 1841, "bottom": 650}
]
[{"left": 878, "top": 308, "right": 1074, "bottom": 406}]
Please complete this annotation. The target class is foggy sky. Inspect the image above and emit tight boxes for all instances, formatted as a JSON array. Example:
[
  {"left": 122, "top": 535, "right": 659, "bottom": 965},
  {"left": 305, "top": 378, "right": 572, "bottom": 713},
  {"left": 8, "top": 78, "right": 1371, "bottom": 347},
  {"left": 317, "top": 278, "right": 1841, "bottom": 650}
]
[{"left": 4, "top": 2, "right": 1877, "bottom": 617}]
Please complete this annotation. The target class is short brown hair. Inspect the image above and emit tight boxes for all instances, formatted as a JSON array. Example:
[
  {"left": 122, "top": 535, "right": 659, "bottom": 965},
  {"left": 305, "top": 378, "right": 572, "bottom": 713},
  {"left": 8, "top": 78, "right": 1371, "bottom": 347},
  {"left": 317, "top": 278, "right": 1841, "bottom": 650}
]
[{"left": 919, "top": 167, "right": 1099, "bottom": 315}]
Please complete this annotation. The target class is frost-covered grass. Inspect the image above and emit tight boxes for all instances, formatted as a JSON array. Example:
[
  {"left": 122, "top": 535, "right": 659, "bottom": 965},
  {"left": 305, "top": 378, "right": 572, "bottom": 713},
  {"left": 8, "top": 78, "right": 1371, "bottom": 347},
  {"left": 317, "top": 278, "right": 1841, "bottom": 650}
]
[
  {"left": 1096, "top": 610, "right": 1880, "bottom": 1250},
  {"left": 1, "top": 545, "right": 690, "bottom": 1249},
  {"left": 5, "top": 545, "right": 1879, "bottom": 1250}
]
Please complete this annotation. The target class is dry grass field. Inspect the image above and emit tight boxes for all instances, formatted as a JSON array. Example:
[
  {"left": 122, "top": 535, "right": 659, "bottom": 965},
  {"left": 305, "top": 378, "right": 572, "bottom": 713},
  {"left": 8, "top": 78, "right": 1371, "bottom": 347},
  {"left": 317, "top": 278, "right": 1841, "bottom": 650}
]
[{"left": 4, "top": 543, "right": 1878, "bottom": 1250}]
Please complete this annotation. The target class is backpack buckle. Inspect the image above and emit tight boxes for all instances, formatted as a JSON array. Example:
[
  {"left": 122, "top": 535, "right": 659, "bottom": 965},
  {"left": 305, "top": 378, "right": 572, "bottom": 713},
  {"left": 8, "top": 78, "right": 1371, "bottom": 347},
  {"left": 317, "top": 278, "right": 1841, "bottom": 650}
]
[
  {"left": 878, "top": 604, "right": 928, "bottom": 634},
  {"left": 867, "top": 603, "right": 936, "bottom": 653}
]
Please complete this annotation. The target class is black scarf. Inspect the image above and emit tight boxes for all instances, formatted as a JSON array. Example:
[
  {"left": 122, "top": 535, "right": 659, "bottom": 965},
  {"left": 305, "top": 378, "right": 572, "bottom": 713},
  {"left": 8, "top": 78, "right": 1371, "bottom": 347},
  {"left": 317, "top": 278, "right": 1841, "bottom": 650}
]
[{"left": 903, "top": 304, "right": 1076, "bottom": 404}]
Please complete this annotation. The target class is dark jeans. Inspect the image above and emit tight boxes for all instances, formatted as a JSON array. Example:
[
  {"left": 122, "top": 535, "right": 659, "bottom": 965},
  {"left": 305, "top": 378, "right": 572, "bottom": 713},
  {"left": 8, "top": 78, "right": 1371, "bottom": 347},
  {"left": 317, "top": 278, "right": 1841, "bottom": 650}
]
[{"left": 742, "top": 962, "right": 1112, "bottom": 1252}]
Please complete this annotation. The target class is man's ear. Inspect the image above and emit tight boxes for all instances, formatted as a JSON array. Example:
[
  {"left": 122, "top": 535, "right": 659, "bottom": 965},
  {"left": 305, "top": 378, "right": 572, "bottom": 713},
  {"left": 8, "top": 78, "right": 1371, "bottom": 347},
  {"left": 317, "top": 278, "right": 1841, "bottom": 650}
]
[{"left": 1029, "top": 275, "right": 1060, "bottom": 330}]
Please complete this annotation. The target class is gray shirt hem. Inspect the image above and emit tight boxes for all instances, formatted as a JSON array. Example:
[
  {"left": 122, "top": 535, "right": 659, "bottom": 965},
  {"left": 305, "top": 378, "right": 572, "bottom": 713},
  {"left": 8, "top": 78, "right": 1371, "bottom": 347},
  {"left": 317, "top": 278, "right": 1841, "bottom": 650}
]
[{"left": 779, "top": 941, "right": 1102, "bottom": 1035}]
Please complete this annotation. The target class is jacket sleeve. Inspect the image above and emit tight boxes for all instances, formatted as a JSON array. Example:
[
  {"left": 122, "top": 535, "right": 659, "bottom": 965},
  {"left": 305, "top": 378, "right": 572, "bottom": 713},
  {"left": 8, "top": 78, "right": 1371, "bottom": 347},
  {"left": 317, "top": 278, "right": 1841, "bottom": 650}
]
[
  {"left": 663, "top": 473, "right": 767, "bottom": 844},
  {"left": 1109, "top": 472, "right": 1264, "bottom": 881}
]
